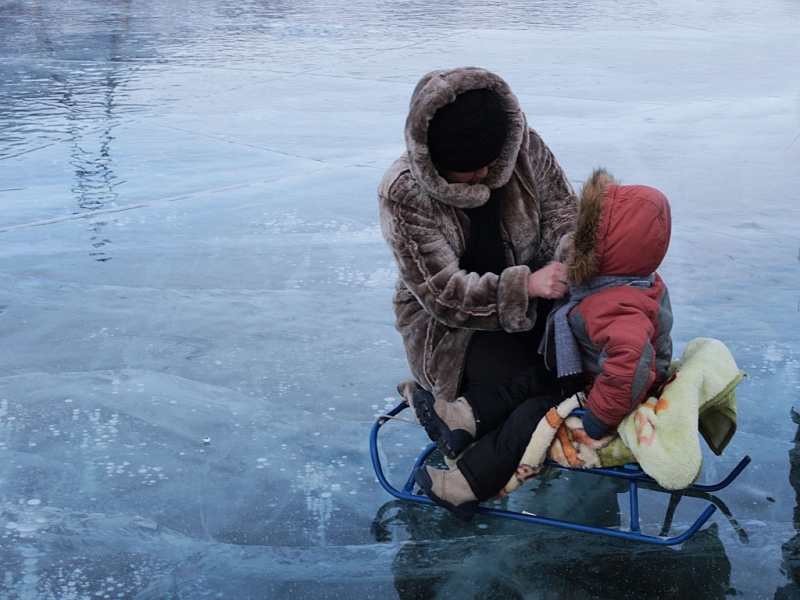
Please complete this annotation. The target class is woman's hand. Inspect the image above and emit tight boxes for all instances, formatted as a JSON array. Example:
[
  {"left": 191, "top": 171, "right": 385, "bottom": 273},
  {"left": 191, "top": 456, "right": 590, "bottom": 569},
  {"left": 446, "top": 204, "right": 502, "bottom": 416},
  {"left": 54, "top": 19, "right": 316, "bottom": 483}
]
[{"left": 527, "top": 262, "right": 568, "bottom": 299}]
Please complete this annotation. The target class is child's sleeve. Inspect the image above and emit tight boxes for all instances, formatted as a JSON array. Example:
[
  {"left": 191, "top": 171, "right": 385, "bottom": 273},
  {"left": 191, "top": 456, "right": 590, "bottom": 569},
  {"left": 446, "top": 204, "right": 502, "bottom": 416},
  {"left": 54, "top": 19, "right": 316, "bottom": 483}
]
[{"left": 577, "top": 307, "right": 659, "bottom": 440}]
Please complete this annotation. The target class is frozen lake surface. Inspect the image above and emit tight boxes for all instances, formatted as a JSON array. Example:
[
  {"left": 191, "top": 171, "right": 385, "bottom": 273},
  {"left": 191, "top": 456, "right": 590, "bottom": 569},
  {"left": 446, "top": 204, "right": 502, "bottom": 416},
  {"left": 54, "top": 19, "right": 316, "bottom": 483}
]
[{"left": 1, "top": 0, "right": 800, "bottom": 598}]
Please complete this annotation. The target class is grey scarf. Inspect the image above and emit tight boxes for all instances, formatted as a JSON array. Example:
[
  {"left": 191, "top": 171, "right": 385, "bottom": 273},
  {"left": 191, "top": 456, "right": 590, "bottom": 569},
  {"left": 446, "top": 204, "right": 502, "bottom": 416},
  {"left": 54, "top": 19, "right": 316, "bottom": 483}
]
[{"left": 538, "top": 274, "right": 656, "bottom": 378}]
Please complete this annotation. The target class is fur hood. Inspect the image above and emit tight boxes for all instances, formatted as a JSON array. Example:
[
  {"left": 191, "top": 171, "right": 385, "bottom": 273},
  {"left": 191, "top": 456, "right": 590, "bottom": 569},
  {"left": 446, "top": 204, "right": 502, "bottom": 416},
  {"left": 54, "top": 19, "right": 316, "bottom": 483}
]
[
  {"left": 404, "top": 66, "right": 526, "bottom": 209},
  {"left": 566, "top": 169, "right": 672, "bottom": 285}
]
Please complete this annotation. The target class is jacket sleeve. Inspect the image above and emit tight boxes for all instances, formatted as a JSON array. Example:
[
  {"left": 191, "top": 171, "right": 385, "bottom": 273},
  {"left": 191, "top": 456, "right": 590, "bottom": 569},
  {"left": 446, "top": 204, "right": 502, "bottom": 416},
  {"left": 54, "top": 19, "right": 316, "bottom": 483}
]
[
  {"left": 576, "top": 302, "right": 659, "bottom": 439},
  {"left": 525, "top": 130, "right": 578, "bottom": 263},
  {"left": 379, "top": 175, "right": 536, "bottom": 333}
]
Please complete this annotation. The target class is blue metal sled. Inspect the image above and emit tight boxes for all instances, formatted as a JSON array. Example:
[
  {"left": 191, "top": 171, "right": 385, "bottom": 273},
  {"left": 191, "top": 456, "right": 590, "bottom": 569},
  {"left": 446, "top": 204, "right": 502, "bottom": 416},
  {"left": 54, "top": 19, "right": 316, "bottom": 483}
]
[{"left": 370, "top": 400, "right": 750, "bottom": 546}]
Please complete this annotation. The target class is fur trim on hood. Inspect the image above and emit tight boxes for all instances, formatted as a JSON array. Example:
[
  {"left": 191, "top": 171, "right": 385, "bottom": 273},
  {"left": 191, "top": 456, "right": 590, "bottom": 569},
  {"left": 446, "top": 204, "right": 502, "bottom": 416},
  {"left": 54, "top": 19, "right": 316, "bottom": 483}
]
[
  {"left": 404, "top": 66, "right": 526, "bottom": 209},
  {"left": 566, "top": 168, "right": 672, "bottom": 285}
]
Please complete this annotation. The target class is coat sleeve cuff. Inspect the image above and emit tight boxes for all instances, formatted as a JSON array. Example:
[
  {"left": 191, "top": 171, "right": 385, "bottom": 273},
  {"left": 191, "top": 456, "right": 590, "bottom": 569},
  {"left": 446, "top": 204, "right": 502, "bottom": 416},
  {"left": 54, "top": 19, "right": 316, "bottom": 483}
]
[
  {"left": 496, "top": 265, "right": 535, "bottom": 332},
  {"left": 582, "top": 407, "right": 612, "bottom": 440}
]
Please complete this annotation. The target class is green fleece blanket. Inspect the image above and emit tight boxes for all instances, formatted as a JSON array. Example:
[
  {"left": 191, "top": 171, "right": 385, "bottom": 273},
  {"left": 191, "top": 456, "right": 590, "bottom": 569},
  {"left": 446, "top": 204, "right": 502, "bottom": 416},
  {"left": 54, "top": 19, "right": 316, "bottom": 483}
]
[{"left": 498, "top": 337, "right": 744, "bottom": 496}]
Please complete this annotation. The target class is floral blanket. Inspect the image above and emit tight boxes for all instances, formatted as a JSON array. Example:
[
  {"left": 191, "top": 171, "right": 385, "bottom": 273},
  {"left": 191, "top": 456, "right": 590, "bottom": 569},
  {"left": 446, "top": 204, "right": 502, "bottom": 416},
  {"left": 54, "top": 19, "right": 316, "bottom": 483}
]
[{"left": 497, "top": 337, "right": 744, "bottom": 496}]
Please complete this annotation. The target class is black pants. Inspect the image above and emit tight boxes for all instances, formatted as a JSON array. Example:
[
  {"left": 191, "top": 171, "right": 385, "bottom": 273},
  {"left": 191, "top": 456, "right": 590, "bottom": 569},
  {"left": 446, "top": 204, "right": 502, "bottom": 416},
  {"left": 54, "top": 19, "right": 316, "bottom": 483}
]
[
  {"left": 456, "top": 365, "right": 581, "bottom": 501},
  {"left": 459, "top": 299, "right": 554, "bottom": 393}
]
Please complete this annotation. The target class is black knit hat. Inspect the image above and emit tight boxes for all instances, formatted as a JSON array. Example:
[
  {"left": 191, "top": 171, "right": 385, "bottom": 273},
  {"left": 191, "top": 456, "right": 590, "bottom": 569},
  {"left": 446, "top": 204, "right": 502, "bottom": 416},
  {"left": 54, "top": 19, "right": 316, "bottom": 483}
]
[{"left": 427, "top": 88, "right": 508, "bottom": 173}]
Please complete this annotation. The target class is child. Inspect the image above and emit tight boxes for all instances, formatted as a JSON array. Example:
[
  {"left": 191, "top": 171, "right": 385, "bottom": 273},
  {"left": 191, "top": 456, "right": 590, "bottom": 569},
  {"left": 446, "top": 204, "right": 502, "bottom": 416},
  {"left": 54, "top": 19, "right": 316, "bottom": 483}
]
[{"left": 411, "top": 168, "right": 674, "bottom": 521}]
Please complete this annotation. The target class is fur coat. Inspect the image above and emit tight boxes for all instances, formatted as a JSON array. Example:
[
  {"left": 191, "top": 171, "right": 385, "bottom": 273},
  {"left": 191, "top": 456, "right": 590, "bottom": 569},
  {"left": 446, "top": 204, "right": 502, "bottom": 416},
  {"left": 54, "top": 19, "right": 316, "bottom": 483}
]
[{"left": 378, "top": 67, "right": 577, "bottom": 400}]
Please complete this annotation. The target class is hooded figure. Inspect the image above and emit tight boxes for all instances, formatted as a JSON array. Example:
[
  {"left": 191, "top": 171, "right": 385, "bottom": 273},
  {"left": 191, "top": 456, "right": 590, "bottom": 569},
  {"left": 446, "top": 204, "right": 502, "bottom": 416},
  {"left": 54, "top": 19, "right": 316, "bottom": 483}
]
[
  {"left": 562, "top": 168, "right": 674, "bottom": 438},
  {"left": 378, "top": 67, "right": 577, "bottom": 401}
]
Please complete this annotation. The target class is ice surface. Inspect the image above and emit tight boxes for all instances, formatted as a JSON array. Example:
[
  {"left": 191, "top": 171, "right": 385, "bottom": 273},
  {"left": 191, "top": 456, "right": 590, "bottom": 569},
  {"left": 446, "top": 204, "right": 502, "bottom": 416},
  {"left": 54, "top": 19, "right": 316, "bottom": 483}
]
[{"left": 1, "top": 0, "right": 800, "bottom": 598}]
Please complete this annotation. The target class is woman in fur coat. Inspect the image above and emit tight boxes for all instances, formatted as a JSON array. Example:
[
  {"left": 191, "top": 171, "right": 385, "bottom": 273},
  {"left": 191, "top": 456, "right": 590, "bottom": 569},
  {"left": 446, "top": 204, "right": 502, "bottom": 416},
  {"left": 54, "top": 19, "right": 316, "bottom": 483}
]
[
  {"left": 378, "top": 66, "right": 578, "bottom": 404},
  {"left": 412, "top": 169, "right": 674, "bottom": 522}
]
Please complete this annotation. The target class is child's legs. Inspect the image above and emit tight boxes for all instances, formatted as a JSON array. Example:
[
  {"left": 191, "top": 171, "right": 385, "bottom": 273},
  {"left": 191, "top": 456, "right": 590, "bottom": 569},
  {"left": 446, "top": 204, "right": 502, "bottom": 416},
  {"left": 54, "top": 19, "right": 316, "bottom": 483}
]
[
  {"left": 462, "top": 365, "right": 560, "bottom": 438},
  {"left": 457, "top": 393, "right": 560, "bottom": 501}
]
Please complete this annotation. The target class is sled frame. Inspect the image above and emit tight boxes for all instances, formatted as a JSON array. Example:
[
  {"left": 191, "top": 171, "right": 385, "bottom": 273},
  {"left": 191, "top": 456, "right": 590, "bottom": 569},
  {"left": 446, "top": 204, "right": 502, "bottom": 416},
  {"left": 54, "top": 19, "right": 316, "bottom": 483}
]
[{"left": 370, "top": 401, "right": 750, "bottom": 546}]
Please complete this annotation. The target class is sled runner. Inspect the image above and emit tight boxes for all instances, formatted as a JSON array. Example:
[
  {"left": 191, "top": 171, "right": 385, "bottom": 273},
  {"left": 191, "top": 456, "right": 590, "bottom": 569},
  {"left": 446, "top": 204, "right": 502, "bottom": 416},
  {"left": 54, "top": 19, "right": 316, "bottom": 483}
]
[
  {"left": 370, "top": 400, "right": 750, "bottom": 546},
  {"left": 371, "top": 338, "right": 751, "bottom": 546}
]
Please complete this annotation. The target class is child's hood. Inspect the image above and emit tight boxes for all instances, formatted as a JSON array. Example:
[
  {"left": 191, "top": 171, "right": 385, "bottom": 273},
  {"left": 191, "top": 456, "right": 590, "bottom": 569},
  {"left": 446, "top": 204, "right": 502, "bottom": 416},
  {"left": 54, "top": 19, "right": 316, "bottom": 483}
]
[{"left": 565, "top": 169, "right": 672, "bottom": 285}]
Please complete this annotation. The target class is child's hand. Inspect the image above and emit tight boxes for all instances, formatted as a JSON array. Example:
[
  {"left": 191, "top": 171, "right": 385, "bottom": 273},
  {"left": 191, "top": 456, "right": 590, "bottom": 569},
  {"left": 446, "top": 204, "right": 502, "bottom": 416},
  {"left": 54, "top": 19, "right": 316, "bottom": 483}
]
[{"left": 527, "top": 262, "right": 568, "bottom": 299}]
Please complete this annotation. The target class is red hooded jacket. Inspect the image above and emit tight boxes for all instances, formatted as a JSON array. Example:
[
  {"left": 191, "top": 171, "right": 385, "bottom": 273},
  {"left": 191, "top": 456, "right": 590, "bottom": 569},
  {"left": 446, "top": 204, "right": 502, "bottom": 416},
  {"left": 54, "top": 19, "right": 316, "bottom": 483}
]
[{"left": 564, "top": 169, "right": 673, "bottom": 439}]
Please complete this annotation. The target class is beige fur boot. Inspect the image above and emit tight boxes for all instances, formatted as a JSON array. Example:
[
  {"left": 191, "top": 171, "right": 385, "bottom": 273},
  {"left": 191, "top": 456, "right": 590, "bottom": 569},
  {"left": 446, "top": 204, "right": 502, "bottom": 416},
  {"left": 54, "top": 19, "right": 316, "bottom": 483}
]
[
  {"left": 412, "top": 389, "right": 476, "bottom": 459},
  {"left": 413, "top": 465, "right": 479, "bottom": 522}
]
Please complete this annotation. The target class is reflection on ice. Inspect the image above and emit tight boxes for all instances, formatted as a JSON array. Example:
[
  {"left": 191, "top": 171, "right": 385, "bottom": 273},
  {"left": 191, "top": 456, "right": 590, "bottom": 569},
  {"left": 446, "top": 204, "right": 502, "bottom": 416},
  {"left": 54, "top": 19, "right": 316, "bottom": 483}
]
[{"left": 377, "top": 505, "right": 733, "bottom": 599}]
